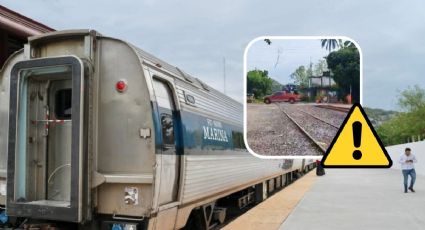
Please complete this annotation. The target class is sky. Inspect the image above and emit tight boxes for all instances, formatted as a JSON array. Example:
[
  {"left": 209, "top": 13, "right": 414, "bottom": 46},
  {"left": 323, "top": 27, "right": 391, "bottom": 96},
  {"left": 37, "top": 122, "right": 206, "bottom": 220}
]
[
  {"left": 2, "top": 0, "right": 425, "bottom": 110},
  {"left": 246, "top": 39, "right": 329, "bottom": 84}
]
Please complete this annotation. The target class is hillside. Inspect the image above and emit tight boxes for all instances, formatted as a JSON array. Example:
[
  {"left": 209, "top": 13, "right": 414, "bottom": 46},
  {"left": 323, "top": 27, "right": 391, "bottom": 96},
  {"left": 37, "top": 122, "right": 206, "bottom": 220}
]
[
  {"left": 364, "top": 107, "right": 399, "bottom": 127},
  {"left": 271, "top": 78, "right": 283, "bottom": 92}
]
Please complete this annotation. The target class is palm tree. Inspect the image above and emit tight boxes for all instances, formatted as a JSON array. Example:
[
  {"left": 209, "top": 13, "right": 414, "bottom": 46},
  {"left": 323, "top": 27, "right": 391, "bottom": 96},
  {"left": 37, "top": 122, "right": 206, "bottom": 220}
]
[
  {"left": 340, "top": 40, "right": 355, "bottom": 49},
  {"left": 321, "top": 39, "right": 341, "bottom": 53}
]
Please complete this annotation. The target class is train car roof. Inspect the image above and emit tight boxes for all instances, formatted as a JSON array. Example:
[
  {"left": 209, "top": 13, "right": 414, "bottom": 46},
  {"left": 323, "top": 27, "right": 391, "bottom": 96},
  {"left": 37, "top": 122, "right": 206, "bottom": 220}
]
[
  {"left": 29, "top": 29, "right": 243, "bottom": 125},
  {"left": 28, "top": 29, "right": 242, "bottom": 106},
  {"left": 129, "top": 44, "right": 243, "bottom": 125}
]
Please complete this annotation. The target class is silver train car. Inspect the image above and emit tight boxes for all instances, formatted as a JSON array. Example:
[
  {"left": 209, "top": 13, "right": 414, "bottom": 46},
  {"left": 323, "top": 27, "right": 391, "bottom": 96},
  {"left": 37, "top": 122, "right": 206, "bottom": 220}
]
[{"left": 0, "top": 30, "right": 315, "bottom": 230}]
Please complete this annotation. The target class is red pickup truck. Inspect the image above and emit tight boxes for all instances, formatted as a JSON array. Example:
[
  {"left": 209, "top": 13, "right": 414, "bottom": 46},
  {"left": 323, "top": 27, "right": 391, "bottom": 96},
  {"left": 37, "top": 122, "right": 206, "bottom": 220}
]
[{"left": 263, "top": 91, "right": 301, "bottom": 104}]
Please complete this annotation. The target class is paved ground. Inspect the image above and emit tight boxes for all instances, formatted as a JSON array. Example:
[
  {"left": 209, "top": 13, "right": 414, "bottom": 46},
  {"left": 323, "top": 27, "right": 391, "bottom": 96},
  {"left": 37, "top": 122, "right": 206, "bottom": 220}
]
[
  {"left": 222, "top": 171, "right": 317, "bottom": 230},
  {"left": 280, "top": 169, "right": 425, "bottom": 230}
]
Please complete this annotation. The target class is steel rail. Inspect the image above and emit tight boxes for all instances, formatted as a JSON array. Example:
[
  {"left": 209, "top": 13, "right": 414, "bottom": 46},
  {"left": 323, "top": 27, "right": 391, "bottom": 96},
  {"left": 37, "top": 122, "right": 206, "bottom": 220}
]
[
  {"left": 274, "top": 103, "right": 327, "bottom": 154},
  {"left": 297, "top": 109, "right": 340, "bottom": 129},
  {"left": 315, "top": 104, "right": 350, "bottom": 112}
]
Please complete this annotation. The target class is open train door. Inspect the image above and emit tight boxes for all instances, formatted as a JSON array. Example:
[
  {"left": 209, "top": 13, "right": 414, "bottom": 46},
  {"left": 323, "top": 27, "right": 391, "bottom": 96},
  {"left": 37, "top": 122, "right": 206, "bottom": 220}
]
[{"left": 6, "top": 56, "right": 88, "bottom": 223}]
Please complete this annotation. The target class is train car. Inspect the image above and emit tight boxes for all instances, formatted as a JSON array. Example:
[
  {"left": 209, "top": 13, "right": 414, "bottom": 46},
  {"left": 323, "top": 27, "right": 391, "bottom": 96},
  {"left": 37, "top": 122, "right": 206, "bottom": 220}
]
[{"left": 0, "top": 30, "right": 315, "bottom": 230}]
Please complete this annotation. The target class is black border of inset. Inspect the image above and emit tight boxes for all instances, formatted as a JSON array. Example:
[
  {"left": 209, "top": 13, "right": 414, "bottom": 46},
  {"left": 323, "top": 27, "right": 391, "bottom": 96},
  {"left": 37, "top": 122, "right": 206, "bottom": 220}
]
[{"left": 321, "top": 103, "right": 393, "bottom": 168}]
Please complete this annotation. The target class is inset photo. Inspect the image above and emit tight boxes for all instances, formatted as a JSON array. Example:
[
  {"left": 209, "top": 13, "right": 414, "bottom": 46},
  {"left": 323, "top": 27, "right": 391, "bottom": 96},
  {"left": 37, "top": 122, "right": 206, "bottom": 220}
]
[{"left": 244, "top": 37, "right": 361, "bottom": 157}]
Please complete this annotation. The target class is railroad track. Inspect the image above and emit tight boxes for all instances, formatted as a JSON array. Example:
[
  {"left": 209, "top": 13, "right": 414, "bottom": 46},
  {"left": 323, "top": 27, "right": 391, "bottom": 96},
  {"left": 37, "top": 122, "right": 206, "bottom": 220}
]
[
  {"left": 297, "top": 109, "right": 340, "bottom": 129},
  {"left": 275, "top": 104, "right": 327, "bottom": 153},
  {"left": 315, "top": 104, "right": 350, "bottom": 113}
]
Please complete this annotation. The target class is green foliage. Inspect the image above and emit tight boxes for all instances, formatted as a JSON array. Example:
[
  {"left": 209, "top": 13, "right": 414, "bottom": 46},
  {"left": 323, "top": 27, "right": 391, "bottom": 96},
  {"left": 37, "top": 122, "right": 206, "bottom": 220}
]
[
  {"left": 247, "top": 70, "right": 273, "bottom": 98},
  {"left": 270, "top": 78, "right": 283, "bottom": 92},
  {"left": 313, "top": 59, "right": 328, "bottom": 76},
  {"left": 377, "top": 107, "right": 425, "bottom": 146},
  {"left": 290, "top": 65, "right": 309, "bottom": 87},
  {"left": 397, "top": 85, "right": 425, "bottom": 112},
  {"left": 290, "top": 60, "right": 327, "bottom": 87},
  {"left": 321, "top": 39, "right": 341, "bottom": 52},
  {"left": 341, "top": 40, "right": 355, "bottom": 49},
  {"left": 306, "top": 64, "right": 313, "bottom": 78},
  {"left": 364, "top": 107, "right": 398, "bottom": 127},
  {"left": 326, "top": 46, "right": 360, "bottom": 103},
  {"left": 375, "top": 85, "right": 425, "bottom": 145}
]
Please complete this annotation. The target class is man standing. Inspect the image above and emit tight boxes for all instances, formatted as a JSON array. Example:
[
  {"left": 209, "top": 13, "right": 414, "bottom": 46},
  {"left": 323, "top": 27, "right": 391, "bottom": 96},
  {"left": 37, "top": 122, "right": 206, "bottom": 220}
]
[{"left": 399, "top": 148, "right": 417, "bottom": 193}]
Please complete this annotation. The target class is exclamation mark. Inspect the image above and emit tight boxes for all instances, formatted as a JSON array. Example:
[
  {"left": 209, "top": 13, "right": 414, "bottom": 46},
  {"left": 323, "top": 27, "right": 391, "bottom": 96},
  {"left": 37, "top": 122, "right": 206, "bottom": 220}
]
[{"left": 352, "top": 121, "right": 362, "bottom": 160}]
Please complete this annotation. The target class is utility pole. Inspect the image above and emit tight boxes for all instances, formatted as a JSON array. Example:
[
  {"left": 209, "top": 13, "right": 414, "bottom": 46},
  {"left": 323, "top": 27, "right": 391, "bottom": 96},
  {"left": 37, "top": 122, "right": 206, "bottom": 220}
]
[
  {"left": 308, "top": 57, "right": 312, "bottom": 99},
  {"left": 223, "top": 57, "right": 226, "bottom": 95}
]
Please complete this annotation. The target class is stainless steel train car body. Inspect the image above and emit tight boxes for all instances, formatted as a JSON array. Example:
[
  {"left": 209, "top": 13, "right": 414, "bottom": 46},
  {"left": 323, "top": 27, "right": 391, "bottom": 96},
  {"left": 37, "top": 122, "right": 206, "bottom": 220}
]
[{"left": 0, "top": 30, "right": 314, "bottom": 230}]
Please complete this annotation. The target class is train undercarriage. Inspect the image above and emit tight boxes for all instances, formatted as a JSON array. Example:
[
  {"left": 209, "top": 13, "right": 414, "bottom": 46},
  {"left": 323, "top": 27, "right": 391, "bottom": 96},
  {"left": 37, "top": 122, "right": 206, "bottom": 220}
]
[{"left": 0, "top": 165, "right": 315, "bottom": 230}]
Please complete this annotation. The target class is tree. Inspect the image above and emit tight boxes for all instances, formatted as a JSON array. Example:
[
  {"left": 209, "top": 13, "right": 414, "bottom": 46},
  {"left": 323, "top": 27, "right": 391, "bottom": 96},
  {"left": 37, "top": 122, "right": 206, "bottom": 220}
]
[
  {"left": 326, "top": 46, "right": 360, "bottom": 103},
  {"left": 321, "top": 39, "right": 341, "bottom": 53},
  {"left": 306, "top": 63, "right": 313, "bottom": 78},
  {"left": 247, "top": 70, "right": 273, "bottom": 98},
  {"left": 377, "top": 107, "right": 425, "bottom": 145},
  {"left": 270, "top": 78, "right": 283, "bottom": 92},
  {"left": 313, "top": 59, "right": 328, "bottom": 76},
  {"left": 341, "top": 40, "right": 355, "bottom": 49},
  {"left": 290, "top": 65, "right": 309, "bottom": 87},
  {"left": 397, "top": 85, "right": 425, "bottom": 112},
  {"left": 374, "top": 85, "right": 425, "bottom": 146}
]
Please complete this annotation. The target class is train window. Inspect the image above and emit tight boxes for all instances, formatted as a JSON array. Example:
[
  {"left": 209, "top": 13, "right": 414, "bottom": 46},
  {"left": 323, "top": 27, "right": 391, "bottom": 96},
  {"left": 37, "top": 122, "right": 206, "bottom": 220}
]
[
  {"left": 55, "top": 88, "right": 72, "bottom": 119},
  {"left": 232, "top": 131, "right": 246, "bottom": 149},
  {"left": 153, "top": 79, "right": 174, "bottom": 110},
  {"left": 153, "top": 78, "right": 176, "bottom": 146},
  {"left": 161, "top": 113, "right": 174, "bottom": 145}
]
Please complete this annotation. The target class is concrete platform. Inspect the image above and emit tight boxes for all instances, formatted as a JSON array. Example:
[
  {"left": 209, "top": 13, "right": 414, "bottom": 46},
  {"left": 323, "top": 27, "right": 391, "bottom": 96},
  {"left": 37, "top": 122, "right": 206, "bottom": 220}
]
[
  {"left": 280, "top": 169, "right": 425, "bottom": 230},
  {"left": 222, "top": 171, "right": 317, "bottom": 230}
]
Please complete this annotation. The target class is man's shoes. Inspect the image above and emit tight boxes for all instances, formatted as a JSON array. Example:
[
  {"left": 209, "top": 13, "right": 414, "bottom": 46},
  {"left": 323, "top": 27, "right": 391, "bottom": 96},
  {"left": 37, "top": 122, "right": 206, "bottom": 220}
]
[
  {"left": 409, "top": 187, "right": 415, "bottom": 193},
  {"left": 404, "top": 189, "right": 408, "bottom": 193}
]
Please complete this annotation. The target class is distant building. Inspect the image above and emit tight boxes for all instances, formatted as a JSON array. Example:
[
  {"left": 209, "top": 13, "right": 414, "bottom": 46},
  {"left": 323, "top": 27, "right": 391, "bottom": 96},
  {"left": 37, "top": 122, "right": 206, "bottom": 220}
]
[
  {"left": 308, "top": 74, "right": 338, "bottom": 102},
  {"left": 309, "top": 76, "right": 335, "bottom": 87},
  {"left": 0, "top": 5, "right": 54, "bottom": 67}
]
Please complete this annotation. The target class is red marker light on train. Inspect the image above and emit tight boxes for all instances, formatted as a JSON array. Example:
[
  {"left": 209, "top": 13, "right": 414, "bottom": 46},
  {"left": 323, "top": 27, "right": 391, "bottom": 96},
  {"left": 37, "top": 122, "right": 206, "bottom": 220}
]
[{"left": 116, "top": 80, "right": 127, "bottom": 93}]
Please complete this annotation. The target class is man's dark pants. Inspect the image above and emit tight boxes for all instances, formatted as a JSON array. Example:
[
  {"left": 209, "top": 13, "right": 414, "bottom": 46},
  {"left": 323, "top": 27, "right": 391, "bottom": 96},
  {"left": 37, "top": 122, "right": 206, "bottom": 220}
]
[{"left": 402, "top": 168, "right": 416, "bottom": 191}]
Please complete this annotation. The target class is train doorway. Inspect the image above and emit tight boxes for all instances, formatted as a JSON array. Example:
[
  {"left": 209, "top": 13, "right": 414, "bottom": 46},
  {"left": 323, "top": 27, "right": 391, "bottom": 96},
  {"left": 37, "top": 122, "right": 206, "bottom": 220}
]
[
  {"left": 7, "top": 56, "right": 86, "bottom": 222},
  {"left": 152, "top": 78, "right": 181, "bottom": 206}
]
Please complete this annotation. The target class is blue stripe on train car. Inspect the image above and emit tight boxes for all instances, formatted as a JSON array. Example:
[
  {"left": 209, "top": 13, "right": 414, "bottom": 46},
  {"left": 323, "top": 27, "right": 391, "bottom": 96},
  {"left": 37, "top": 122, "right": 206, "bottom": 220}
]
[
  {"left": 151, "top": 101, "right": 245, "bottom": 154},
  {"left": 180, "top": 111, "right": 240, "bottom": 151}
]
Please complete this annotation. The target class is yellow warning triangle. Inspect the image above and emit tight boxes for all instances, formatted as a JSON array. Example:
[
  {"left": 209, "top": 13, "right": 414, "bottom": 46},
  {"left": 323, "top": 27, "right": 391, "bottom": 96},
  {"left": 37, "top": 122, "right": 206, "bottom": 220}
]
[{"left": 322, "top": 103, "right": 392, "bottom": 168}]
